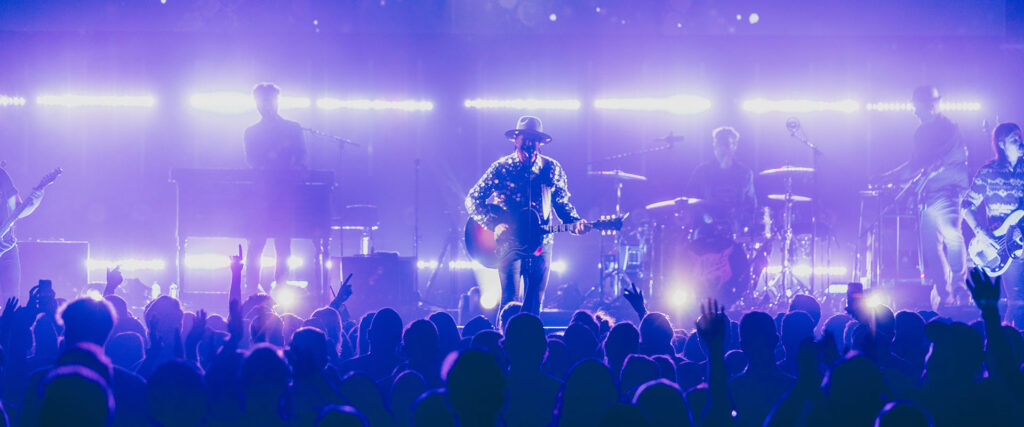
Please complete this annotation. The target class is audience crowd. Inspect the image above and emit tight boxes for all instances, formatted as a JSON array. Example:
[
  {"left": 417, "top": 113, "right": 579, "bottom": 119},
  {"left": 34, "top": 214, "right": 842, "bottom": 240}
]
[{"left": 1, "top": 253, "right": 1023, "bottom": 427}]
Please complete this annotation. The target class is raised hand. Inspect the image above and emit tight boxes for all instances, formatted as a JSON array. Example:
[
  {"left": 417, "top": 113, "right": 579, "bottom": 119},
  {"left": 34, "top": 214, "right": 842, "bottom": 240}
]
[
  {"left": 229, "top": 244, "right": 244, "bottom": 276},
  {"left": 967, "top": 267, "right": 1001, "bottom": 314},
  {"left": 104, "top": 266, "right": 124, "bottom": 296},
  {"left": 695, "top": 299, "right": 726, "bottom": 348},
  {"left": 2, "top": 297, "right": 18, "bottom": 322},
  {"left": 623, "top": 282, "right": 647, "bottom": 320}
]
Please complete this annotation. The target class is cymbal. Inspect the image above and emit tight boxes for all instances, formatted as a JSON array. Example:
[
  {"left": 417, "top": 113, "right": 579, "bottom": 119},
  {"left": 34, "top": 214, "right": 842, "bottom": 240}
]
[
  {"left": 767, "top": 194, "right": 812, "bottom": 203},
  {"left": 759, "top": 165, "right": 815, "bottom": 176},
  {"left": 589, "top": 169, "right": 648, "bottom": 182},
  {"left": 645, "top": 196, "right": 704, "bottom": 210}
]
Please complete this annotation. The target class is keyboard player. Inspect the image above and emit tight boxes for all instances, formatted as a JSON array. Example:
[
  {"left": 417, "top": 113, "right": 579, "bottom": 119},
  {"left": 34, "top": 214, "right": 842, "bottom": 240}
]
[{"left": 243, "top": 82, "right": 307, "bottom": 295}]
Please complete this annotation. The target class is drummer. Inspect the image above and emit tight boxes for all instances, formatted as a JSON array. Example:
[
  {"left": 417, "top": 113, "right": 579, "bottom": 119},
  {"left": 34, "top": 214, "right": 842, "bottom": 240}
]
[{"left": 685, "top": 126, "right": 758, "bottom": 235}]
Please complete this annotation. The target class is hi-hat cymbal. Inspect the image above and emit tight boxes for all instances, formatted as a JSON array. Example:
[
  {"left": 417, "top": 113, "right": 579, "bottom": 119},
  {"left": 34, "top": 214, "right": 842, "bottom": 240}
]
[
  {"left": 645, "top": 196, "right": 704, "bottom": 210},
  {"left": 759, "top": 165, "right": 815, "bottom": 176},
  {"left": 767, "top": 194, "right": 812, "bottom": 203},
  {"left": 589, "top": 169, "right": 648, "bottom": 182}
]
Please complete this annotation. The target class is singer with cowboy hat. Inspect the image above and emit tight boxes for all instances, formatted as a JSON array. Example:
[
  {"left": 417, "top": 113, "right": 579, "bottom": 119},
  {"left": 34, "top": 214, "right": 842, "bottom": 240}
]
[{"left": 466, "top": 116, "right": 589, "bottom": 316}]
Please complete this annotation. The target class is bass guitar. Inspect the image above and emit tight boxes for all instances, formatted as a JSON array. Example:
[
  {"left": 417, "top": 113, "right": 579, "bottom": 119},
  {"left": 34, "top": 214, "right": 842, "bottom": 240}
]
[
  {"left": 465, "top": 207, "right": 625, "bottom": 268},
  {"left": 969, "top": 210, "right": 1024, "bottom": 276},
  {"left": 0, "top": 168, "right": 62, "bottom": 257}
]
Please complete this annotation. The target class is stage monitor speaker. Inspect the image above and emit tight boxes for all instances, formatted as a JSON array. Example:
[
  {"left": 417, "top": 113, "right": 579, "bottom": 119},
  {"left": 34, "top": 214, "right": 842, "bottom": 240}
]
[
  {"left": 17, "top": 241, "right": 89, "bottom": 299},
  {"left": 341, "top": 254, "right": 418, "bottom": 318}
]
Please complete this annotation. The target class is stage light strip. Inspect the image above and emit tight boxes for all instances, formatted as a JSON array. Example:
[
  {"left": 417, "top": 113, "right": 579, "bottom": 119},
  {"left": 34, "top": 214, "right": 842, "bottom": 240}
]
[
  {"left": 865, "top": 101, "right": 982, "bottom": 112},
  {"left": 463, "top": 98, "right": 582, "bottom": 110},
  {"left": 189, "top": 92, "right": 310, "bottom": 114},
  {"left": 86, "top": 258, "right": 167, "bottom": 271},
  {"left": 183, "top": 254, "right": 303, "bottom": 270},
  {"left": 593, "top": 95, "right": 712, "bottom": 114},
  {"left": 0, "top": 95, "right": 27, "bottom": 107},
  {"left": 316, "top": 98, "right": 434, "bottom": 111},
  {"left": 742, "top": 98, "right": 859, "bottom": 113},
  {"left": 36, "top": 94, "right": 156, "bottom": 108}
]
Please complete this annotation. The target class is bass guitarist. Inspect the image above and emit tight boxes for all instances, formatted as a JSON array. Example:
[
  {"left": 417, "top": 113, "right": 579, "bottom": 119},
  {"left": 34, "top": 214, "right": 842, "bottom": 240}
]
[
  {"left": 876, "top": 86, "right": 969, "bottom": 309},
  {"left": 963, "top": 122, "right": 1024, "bottom": 326},
  {"left": 465, "top": 116, "right": 588, "bottom": 315},
  {"left": 0, "top": 165, "right": 45, "bottom": 300}
]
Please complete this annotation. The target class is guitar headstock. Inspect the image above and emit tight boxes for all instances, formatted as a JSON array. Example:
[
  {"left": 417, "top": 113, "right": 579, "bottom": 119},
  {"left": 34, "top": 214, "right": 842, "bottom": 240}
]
[
  {"left": 594, "top": 212, "right": 628, "bottom": 236},
  {"left": 33, "top": 168, "right": 63, "bottom": 191}
]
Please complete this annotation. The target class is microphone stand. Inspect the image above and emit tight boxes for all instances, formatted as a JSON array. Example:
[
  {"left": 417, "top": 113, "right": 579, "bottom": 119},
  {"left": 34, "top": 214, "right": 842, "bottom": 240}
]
[{"left": 788, "top": 125, "right": 823, "bottom": 295}]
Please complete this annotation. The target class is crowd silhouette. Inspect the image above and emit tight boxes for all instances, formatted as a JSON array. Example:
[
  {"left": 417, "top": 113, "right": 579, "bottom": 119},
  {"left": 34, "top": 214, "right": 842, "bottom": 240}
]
[{"left": 0, "top": 252, "right": 1022, "bottom": 427}]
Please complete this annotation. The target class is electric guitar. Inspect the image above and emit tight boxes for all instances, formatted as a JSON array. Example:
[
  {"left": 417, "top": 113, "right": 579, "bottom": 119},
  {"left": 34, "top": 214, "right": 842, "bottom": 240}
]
[
  {"left": 465, "top": 206, "right": 625, "bottom": 269},
  {"left": 0, "top": 168, "right": 62, "bottom": 257},
  {"left": 969, "top": 210, "right": 1024, "bottom": 276}
]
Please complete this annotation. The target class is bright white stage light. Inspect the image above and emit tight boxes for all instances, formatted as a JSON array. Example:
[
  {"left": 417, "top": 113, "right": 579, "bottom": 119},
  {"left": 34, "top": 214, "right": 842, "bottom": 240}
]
[
  {"left": 286, "top": 256, "right": 304, "bottom": 270},
  {"left": 183, "top": 254, "right": 230, "bottom": 270},
  {"left": 594, "top": 95, "right": 712, "bottom": 114},
  {"left": 417, "top": 260, "right": 439, "bottom": 270},
  {"left": 865, "top": 101, "right": 982, "bottom": 112},
  {"left": 325, "top": 259, "right": 334, "bottom": 270},
  {"left": 189, "top": 92, "right": 309, "bottom": 114},
  {"left": 274, "top": 285, "right": 298, "bottom": 309},
  {"left": 0, "top": 95, "right": 26, "bottom": 107},
  {"left": 85, "top": 289, "right": 104, "bottom": 301},
  {"left": 865, "top": 292, "right": 886, "bottom": 307},
  {"left": 670, "top": 288, "right": 692, "bottom": 308},
  {"left": 37, "top": 94, "right": 155, "bottom": 108},
  {"left": 316, "top": 98, "right": 434, "bottom": 111},
  {"left": 86, "top": 258, "right": 166, "bottom": 271},
  {"left": 742, "top": 98, "right": 859, "bottom": 113},
  {"left": 549, "top": 260, "right": 568, "bottom": 274},
  {"left": 463, "top": 98, "right": 581, "bottom": 110}
]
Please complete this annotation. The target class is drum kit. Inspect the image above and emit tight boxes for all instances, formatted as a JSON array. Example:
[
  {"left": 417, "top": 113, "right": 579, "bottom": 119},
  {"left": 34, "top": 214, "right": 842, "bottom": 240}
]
[{"left": 591, "top": 163, "right": 821, "bottom": 311}]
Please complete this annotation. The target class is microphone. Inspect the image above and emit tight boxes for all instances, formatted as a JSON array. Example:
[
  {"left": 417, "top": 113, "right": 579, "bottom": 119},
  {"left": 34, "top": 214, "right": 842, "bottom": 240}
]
[{"left": 785, "top": 117, "right": 801, "bottom": 135}]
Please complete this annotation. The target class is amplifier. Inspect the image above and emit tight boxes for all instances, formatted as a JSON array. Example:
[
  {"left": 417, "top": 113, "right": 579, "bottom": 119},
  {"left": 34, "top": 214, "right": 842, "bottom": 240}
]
[{"left": 340, "top": 254, "right": 418, "bottom": 319}]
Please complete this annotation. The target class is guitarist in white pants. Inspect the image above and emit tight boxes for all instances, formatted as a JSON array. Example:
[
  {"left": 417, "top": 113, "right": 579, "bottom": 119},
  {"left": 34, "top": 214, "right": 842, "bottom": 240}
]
[
  {"left": 963, "top": 123, "right": 1024, "bottom": 327},
  {"left": 0, "top": 166, "right": 44, "bottom": 300},
  {"left": 466, "top": 116, "right": 588, "bottom": 316}
]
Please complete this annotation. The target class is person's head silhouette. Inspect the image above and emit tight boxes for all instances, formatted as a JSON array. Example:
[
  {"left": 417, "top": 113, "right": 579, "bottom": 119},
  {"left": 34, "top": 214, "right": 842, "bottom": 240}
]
[
  {"left": 39, "top": 366, "right": 113, "bottom": 427},
  {"left": 740, "top": 311, "right": 778, "bottom": 364},
  {"left": 789, "top": 294, "right": 822, "bottom": 328},
  {"left": 604, "top": 322, "right": 640, "bottom": 374},
  {"left": 403, "top": 319, "right": 440, "bottom": 364},
  {"left": 287, "top": 327, "right": 329, "bottom": 377},
  {"left": 502, "top": 313, "right": 547, "bottom": 370},
  {"left": 564, "top": 323, "right": 598, "bottom": 365},
  {"left": 633, "top": 379, "right": 694, "bottom": 427},
  {"left": 105, "top": 331, "right": 144, "bottom": 370},
  {"left": 619, "top": 354, "right": 660, "bottom": 400},
  {"left": 429, "top": 311, "right": 461, "bottom": 358},
  {"left": 61, "top": 297, "right": 117, "bottom": 346},
  {"left": 369, "top": 308, "right": 403, "bottom": 355},
  {"left": 443, "top": 349, "right": 506, "bottom": 427}
]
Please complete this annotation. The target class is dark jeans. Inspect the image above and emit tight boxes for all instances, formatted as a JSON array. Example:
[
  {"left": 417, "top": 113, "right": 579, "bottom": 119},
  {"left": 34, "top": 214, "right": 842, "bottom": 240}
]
[
  {"left": 920, "top": 197, "right": 967, "bottom": 306},
  {"left": 498, "top": 245, "right": 551, "bottom": 315},
  {"left": 1003, "top": 259, "right": 1024, "bottom": 328},
  {"left": 245, "top": 237, "right": 291, "bottom": 296},
  {"left": 0, "top": 245, "right": 20, "bottom": 301}
]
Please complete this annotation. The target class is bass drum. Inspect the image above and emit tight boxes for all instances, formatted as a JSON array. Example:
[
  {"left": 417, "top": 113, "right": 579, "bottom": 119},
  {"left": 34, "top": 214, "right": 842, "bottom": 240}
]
[{"left": 654, "top": 226, "right": 751, "bottom": 308}]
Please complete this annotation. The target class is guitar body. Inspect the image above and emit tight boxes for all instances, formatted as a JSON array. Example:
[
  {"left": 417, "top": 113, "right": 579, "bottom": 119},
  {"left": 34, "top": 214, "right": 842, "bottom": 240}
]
[
  {"left": 464, "top": 208, "right": 546, "bottom": 269},
  {"left": 969, "top": 210, "right": 1024, "bottom": 276},
  {"left": 465, "top": 206, "right": 625, "bottom": 269}
]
